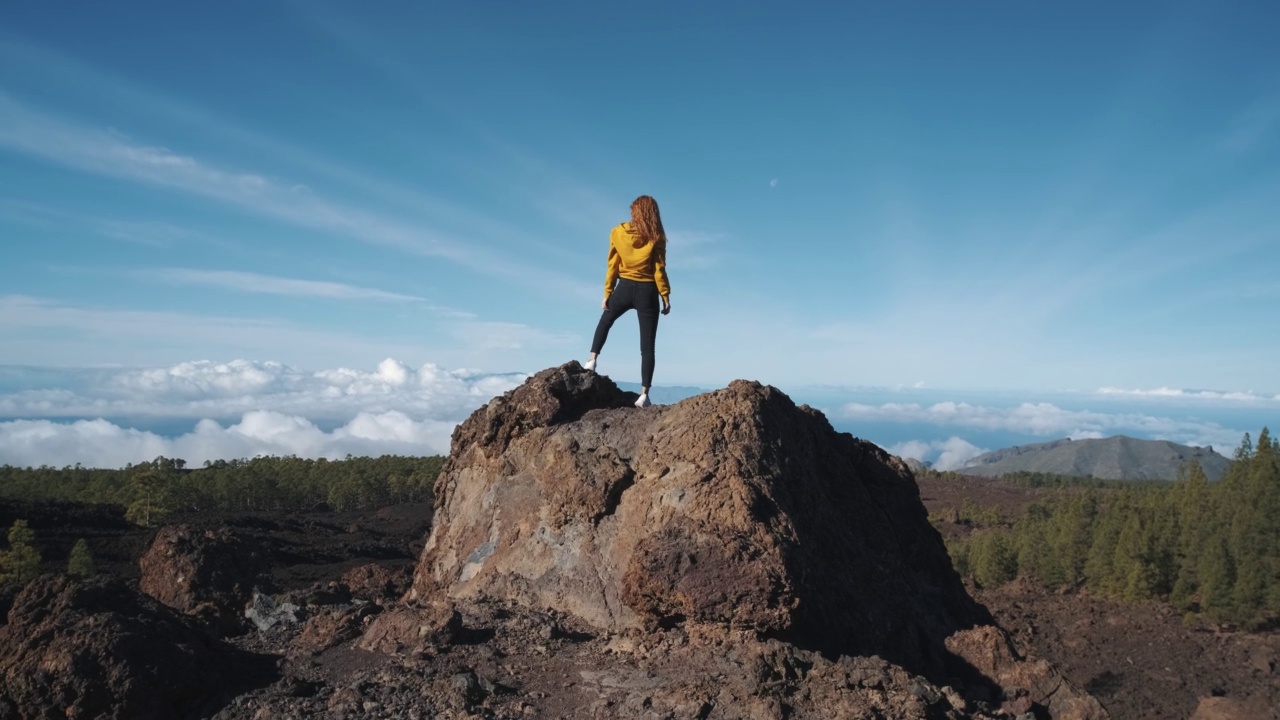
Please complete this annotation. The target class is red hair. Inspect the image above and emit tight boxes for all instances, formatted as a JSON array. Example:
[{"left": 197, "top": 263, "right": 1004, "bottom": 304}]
[{"left": 629, "top": 195, "right": 666, "bottom": 249}]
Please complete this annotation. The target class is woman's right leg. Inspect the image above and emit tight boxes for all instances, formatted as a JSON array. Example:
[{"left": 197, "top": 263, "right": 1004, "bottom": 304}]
[{"left": 636, "top": 284, "right": 660, "bottom": 388}]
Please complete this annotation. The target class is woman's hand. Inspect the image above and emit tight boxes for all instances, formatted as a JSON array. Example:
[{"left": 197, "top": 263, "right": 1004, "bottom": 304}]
[
  {"left": 601, "top": 296, "right": 609, "bottom": 310},
  {"left": 662, "top": 299, "right": 671, "bottom": 315}
]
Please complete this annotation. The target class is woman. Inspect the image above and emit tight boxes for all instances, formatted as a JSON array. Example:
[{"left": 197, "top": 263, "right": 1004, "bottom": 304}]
[{"left": 583, "top": 195, "right": 672, "bottom": 408}]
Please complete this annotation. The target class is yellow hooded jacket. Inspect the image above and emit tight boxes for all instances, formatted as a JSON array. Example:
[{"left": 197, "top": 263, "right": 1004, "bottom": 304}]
[{"left": 604, "top": 222, "right": 671, "bottom": 301}]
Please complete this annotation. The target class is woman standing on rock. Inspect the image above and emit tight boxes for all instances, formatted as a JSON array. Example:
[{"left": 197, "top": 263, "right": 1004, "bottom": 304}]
[{"left": 583, "top": 195, "right": 671, "bottom": 408}]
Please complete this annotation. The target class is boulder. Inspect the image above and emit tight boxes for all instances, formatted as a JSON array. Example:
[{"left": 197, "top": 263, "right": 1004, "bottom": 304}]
[
  {"left": 945, "top": 625, "right": 1106, "bottom": 719},
  {"left": 244, "top": 590, "right": 302, "bottom": 632},
  {"left": 294, "top": 604, "right": 381, "bottom": 656},
  {"left": 138, "top": 524, "right": 267, "bottom": 635},
  {"left": 0, "top": 575, "right": 273, "bottom": 720},
  {"left": 412, "top": 363, "right": 989, "bottom": 678},
  {"left": 359, "top": 601, "right": 462, "bottom": 656}
]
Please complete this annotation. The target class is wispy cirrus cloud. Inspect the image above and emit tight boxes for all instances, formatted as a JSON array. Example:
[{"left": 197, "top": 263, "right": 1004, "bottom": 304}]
[
  {"left": 144, "top": 268, "right": 429, "bottom": 304},
  {"left": 0, "top": 295, "right": 576, "bottom": 369},
  {"left": 666, "top": 229, "right": 725, "bottom": 271},
  {"left": 0, "top": 199, "right": 239, "bottom": 250},
  {"left": 0, "top": 92, "right": 595, "bottom": 299}
]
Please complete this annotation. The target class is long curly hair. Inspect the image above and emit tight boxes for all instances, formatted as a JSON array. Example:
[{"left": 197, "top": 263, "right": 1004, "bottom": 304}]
[{"left": 629, "top": 195, "right": 666, "bottom": 249}]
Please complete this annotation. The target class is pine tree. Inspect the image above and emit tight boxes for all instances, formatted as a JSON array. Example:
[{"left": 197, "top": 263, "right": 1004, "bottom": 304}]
[
  {"left": 66, "top": 538, "right": 96, "bottom": 578},
  {"left": 1015, "top": 503, "right": 1062, "bottom": 586},
  {"left": 1084, "top": 497, "right": 1125, "bottom": 591},
  {"left": 0, "top": 519, "right": 42, "bottom": 587},
  {"left": 969, "top": 530, "right": 1017, "bottom": 589},
  {"left": 124, "top": 464, "right": 175, "bottom": 527}
]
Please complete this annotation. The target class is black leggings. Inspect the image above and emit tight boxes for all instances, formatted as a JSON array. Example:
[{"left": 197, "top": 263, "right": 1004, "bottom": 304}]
[{"left": 591, "top": 279, "right": 660, "bottom": 387}]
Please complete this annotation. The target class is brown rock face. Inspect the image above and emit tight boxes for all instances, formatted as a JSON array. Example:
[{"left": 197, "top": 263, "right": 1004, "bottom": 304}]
[
  {"left": 138, "top": 524, "right": 267, "bottom": 635},
  {"left": 412, "top": 363, "right": 989, "bottom": 677},
  {"left": 341, "top": 562, "right": 412, "bottom": 602},
  {"left": 0, "top": 575, "right": 273, "bottom": 720}
]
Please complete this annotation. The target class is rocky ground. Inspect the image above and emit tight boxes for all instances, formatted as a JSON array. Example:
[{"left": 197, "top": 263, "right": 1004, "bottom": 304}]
[
  {"left": 916, "top": 473, "right": 1280, "bottom": 720},
  {"left": 6, "top": 487, "right": 1277, "bottom": 719},
  {"left": 0, "top": 501, "right": 1023, "bottom": 720}
]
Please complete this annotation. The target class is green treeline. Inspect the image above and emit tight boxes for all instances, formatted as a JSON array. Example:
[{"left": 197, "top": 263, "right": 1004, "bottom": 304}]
[
  {"left": 0, "top": 454, "right": 445, "bottom": 524},
  {"left": 947, "top": 429, "right": 1280, "bottom": 630}
]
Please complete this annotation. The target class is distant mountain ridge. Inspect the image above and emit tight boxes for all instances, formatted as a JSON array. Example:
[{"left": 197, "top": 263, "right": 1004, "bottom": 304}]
[{"left": 959, "top": 435, "right": 1230, "bottom": 481}]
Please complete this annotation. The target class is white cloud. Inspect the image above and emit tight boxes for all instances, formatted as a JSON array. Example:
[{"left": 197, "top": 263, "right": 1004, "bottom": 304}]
[
  {"left": 0, "top": 358, "right": 524, "bottom": 422},
  {"left": 0, "top": 410, "right": 460, "bottom": 469},
  {"left": 1095, "top": 386, "right": 1279, "bottom": 402},
  {"left": 0, "top": 357, "right": 528, "bottom": 467},
  {"left": 887, "top": 436, "right": 987, "bottom": 471},
  {"left": 843, "top": 399, "right": 1244, "bottom": 452},
  {"left": 888, "top": 439, "right": 932, "bottom": 462},
  {"left": 1068, "top": 429, "right": 1106, "bottom": 440}
]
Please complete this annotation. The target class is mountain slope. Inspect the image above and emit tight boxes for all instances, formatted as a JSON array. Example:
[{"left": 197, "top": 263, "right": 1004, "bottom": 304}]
[{"left": 960, "top": 435, "right": 1229, "bottom": 480}]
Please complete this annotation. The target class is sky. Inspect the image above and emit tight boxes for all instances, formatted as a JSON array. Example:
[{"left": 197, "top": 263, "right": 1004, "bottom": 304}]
[{"left": 1, "top": 1, "right": 1278, "bottom": 469}]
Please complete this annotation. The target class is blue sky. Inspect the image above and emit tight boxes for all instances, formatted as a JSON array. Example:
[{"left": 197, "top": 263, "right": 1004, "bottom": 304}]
[{"left": 1, "top": 1, "right": 1278, "bottom": 468}]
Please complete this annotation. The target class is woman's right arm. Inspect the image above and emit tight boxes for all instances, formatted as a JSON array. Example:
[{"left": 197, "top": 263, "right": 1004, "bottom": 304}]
[{"left": 603, "top": 237, "right": 620, "bottom": 307}]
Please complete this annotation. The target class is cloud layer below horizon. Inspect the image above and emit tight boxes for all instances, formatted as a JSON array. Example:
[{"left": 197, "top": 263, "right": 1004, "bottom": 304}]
[
  {"left": 0, "top": 358, "right": 1273, "bottom": 471},
  {"left": 0, "top": 359, "right": 525, "bottom": 467}
]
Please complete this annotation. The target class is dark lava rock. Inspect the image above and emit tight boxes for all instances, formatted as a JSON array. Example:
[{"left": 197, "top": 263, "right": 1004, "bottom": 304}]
[
  {"left": 415, "top": 363, "right": 984, "bottom": 675},
  {"left": 0, "top": 575, "right": 275, "bottom": 720},
  {"left": 139, "top": 524, "right": 269, "bottom": 635}
]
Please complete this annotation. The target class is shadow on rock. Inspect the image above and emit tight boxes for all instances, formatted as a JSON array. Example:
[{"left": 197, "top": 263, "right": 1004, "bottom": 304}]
[{"left": 0, "top": 575, "right": 278, "bottom": 720}]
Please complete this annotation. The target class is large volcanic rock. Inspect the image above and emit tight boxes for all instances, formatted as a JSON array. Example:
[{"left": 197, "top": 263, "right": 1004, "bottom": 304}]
[
  {"left": 139, "top": 524, "right": 268, "bottom": 635},
  {"left": 411, "top": 363, "right": 989, "bottom": 677},
  {"left": 0, "top": 575, "right": 273, "bottom": 720}
]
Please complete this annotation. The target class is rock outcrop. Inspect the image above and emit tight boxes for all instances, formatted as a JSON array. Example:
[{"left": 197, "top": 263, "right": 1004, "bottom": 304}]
[
  {"left": 0, "top": 575, "right": 273, "bottom": 720},
  {"left": 139, "top": 524, "right": 267, "bottom": 635},
  {"left": 413, "top": 363, "right": 988, "bottom": 678}
]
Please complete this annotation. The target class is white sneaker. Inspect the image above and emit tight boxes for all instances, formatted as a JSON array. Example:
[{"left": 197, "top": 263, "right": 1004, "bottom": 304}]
[
  {"left": 583, "top": 357, "right": 596, "bottom": 372},
  {"left": 634, "top": 393, "right": 651, "bottom": 408}
]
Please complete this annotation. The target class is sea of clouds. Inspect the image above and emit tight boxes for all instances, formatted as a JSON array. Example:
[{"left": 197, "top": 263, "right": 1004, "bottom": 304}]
[
  {"left": 0, "top": 359, "right": 526, "bottom": 468},
  {"left": 835, "top": 392, "right": 1273, "bottom": 471},
  {"left": 1, "top": 358, "right": 1275, "bottom": 471}
]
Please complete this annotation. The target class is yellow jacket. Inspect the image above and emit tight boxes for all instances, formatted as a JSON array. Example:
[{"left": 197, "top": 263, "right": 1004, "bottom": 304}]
[{"left": 604, "top": 223, "right": 671, "bottom": 300}]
